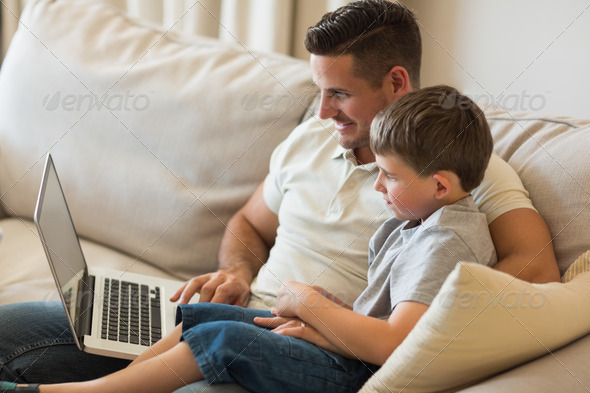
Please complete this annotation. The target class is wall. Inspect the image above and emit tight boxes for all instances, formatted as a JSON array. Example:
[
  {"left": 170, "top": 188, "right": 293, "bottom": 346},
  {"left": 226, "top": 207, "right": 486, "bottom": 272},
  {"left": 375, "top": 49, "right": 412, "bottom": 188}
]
[
  {"left": 0, "top": 0, "right": 349, "bottom": 63},
  {"left": 403, "top": 0, "right": 590, "bottom": 118}
]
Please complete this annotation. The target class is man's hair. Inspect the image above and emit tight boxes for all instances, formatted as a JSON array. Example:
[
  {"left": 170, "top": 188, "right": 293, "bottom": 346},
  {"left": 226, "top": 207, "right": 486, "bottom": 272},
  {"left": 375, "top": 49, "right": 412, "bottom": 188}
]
[
  {"left": 304, "top": 0, "right": 422, "bottom": 89},
  {"left": 370, "top": 85, "right": 493, "bottom": 192}
]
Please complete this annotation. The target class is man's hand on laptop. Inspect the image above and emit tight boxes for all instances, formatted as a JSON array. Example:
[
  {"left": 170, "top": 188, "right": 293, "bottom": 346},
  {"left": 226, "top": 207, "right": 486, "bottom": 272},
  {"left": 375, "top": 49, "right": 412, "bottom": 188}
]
[{"left": 170, "top": 270, "right": 251, "bottom": 307}]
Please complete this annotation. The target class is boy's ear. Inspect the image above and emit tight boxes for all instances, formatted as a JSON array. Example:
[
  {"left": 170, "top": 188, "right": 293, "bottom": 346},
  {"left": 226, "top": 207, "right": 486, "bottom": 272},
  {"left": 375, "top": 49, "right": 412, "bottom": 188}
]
[{"left": 432, "top": 172, "right": 453, "bottom": 199}]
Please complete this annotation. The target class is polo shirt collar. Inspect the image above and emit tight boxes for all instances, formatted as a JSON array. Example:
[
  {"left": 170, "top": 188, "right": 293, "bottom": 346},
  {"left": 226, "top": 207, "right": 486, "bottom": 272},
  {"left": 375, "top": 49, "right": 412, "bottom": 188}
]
[{"left": 331, "top": 143, "right": 378, "bottom": 171}]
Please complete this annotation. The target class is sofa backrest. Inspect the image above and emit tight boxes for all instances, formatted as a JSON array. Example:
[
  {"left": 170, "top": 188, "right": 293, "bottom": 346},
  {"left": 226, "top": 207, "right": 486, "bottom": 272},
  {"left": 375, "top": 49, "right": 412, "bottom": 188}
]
[
  {"left": 0, "top": 0, "right": 318, "bottom": 278},
  {"left": 487, "top": 110, "right": 590, "bottom": 274}
]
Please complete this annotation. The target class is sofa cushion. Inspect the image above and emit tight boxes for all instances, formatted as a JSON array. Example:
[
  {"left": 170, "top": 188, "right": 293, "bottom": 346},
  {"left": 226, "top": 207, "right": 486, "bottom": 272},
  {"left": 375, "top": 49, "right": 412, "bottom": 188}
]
[
  {"left": 0, "top": 217, "right": 183, "bottom": 305},
  {"left": 486, "top": 110, "right": 590, "bottom": 275},
  {"left": 455, "top": 334, "right": 590, "bottom": 393},
  {"left": 359, "top": 262, "right": 590, "bottom": 393},
  {"left": 0, "top": 0, "right": 317, "bottom": 279}
]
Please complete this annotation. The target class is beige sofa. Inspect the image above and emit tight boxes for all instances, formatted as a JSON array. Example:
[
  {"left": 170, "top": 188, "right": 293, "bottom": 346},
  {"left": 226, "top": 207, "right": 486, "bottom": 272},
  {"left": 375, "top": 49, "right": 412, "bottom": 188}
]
[{"left": 1, "top": 1, "right": 589, "bottom": 392}]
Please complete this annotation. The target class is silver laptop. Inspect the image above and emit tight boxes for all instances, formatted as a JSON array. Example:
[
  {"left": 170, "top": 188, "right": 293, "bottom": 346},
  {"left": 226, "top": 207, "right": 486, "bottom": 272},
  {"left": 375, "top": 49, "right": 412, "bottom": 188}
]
[{"left": 34, "top": 154, "right": 185, "bottom": 360}]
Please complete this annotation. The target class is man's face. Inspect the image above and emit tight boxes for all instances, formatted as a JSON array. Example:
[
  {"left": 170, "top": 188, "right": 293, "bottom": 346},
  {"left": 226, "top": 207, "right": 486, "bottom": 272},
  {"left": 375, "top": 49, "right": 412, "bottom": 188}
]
[{"left": 310, "top": 54, "right": 396, "bottom": 160}]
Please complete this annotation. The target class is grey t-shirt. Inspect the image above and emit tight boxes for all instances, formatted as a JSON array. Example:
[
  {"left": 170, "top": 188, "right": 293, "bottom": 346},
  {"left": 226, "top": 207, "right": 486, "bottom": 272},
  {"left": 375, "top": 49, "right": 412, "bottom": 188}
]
[{"left": 353, "top": 197, "right": 497, "bottom": 319}]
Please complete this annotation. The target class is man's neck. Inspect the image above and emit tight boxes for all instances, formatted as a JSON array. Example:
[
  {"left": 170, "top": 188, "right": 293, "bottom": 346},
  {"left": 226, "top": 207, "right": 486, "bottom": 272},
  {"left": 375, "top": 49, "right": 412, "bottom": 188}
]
[{"left": 354, "top": 147, "right": 376, "bottom": 165}]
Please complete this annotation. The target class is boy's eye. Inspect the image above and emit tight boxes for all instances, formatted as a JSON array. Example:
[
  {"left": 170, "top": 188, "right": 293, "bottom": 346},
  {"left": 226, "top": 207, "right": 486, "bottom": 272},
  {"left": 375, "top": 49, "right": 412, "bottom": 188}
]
[{"left": 379, "top": 169, "right": 395, "bottom": 181}]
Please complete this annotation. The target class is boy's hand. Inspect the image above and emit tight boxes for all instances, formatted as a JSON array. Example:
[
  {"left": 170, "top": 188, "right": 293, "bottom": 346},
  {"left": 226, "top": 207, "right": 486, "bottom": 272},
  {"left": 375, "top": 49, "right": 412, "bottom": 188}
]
[
  {"left": 275, "top": 281, "right": 312, "bottom": 317},
  {"left": 253, "top": 315, "right": 346, "bottom": 356}
]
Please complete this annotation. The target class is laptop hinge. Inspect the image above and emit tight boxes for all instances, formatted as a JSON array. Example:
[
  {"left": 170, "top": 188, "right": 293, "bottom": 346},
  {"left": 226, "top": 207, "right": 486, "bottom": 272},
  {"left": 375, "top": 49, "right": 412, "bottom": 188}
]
[{"left": 76, "top": 274, "right": 95, "bottom": 338}]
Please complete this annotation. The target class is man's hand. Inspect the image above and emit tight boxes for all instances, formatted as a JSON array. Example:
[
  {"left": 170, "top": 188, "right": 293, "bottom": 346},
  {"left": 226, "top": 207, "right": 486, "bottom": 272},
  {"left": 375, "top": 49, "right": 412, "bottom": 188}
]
[{"left": 169, "top": 270, "right": 251, "bottom": 306}]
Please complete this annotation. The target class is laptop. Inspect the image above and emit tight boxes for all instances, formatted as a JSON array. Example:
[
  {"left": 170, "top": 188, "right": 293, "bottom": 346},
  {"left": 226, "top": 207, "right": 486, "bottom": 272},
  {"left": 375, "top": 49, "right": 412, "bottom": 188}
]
[{"left": 34, "top": 154, "right": 186, "bottom": 360}]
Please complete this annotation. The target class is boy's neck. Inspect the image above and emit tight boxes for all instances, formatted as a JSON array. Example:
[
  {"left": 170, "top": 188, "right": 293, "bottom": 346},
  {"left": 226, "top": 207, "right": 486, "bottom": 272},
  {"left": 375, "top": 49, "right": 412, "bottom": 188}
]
[{"left": 419, "top": 192, "right": 471, "bottom": 223}]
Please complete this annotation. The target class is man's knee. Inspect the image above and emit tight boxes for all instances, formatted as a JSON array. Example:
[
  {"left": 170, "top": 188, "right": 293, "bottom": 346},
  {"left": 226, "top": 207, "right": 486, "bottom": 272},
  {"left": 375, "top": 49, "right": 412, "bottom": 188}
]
[{"left": 0, "top": 301, "right": 129, "bottom": 383}]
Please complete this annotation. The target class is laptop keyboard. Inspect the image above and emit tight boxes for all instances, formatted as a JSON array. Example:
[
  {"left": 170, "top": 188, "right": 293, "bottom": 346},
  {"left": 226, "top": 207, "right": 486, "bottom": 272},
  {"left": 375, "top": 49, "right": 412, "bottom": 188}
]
[{"left": 101, "top": 278, "right": 162, "bottom": 346}]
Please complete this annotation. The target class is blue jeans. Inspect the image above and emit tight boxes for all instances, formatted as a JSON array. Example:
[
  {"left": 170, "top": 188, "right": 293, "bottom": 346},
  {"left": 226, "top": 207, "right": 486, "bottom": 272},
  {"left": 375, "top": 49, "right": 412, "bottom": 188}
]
[
  {"left": 0, "top": 302, "right": 130, "bottom": 383},
  {"left": 177, "top": 303, "right": 377, "bottom": 393},
  {"left": 173, "top": 382, "right": 251, "bottom": 393},
  {"left": 0, "top": 302, "right": 251, "bottom": 392}
]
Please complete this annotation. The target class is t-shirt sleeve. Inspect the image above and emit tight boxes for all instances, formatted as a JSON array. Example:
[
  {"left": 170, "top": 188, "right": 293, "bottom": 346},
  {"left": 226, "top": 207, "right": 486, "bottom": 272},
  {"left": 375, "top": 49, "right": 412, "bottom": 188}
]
[
  {"left": 472, "top": 152, "right": 536, "bottom": 224},
  {"left": 262, "top": 125, "right": 299, "bottom": 214},
  {"left": 262, "top": 151, "right": 285, "bottom": 215}
]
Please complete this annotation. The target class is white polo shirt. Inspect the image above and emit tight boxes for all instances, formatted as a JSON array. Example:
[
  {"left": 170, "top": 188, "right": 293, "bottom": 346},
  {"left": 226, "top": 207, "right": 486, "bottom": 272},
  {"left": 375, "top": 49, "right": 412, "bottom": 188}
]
[{"left": 248, "top": 117, "right": 534, "bottom": 310}]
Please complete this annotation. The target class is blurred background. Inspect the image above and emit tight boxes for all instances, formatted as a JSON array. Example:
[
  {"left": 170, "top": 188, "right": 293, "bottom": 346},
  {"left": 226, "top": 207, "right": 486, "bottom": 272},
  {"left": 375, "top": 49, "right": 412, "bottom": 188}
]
[{"left": 2, "top": 0, "right": 589, "bottom": 118}]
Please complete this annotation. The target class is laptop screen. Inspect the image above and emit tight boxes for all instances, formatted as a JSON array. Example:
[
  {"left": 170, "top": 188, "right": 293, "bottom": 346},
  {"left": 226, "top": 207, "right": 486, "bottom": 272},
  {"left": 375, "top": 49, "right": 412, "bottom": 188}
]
[{"left": 34, "top": 154, "right": 92, "bottom": 344}]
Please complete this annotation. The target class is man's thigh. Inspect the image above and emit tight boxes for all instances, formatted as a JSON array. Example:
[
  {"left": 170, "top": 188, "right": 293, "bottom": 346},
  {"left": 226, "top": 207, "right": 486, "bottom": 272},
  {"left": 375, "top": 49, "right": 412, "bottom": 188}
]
[
  {"left": 0, "top": 301, "right": 129, "bottom": 383},
  {"left": 174, "top": 382, "right": 251, "bottom": 393}
]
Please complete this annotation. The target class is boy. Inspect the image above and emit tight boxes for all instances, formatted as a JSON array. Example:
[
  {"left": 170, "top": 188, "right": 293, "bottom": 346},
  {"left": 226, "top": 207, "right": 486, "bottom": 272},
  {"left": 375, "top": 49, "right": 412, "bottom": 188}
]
[{"left": 0, "top": 85, "right": 496, "bottom": 393}]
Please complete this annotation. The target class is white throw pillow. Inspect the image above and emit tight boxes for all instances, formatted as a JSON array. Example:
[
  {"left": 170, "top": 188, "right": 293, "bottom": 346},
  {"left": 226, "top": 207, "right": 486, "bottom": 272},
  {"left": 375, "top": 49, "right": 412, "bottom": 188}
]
[
  {"left": 562, "top": 250, "right": 590, "bottom": 283},
  {"left": 0, "top": 0, "right": 316, "bottom": 278},
  {"left": 359, "top": 262, "right": 590, "bottom": 393}
]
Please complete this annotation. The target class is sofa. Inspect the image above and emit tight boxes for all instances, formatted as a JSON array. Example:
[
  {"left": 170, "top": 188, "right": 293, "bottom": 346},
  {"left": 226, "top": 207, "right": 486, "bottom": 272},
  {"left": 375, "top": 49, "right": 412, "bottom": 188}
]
[{"left": 1, "top": 1, "right": 590, "bottom": 392}]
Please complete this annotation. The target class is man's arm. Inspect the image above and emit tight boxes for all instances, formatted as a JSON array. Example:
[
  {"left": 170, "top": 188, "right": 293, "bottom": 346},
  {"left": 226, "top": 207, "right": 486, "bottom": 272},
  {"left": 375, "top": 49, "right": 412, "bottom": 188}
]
[
  {"left": 170, "top": 182, "right": 279, "bottom": 306},
  {"left": 489, "top": 208, "right": 560, "bottom": 283}
]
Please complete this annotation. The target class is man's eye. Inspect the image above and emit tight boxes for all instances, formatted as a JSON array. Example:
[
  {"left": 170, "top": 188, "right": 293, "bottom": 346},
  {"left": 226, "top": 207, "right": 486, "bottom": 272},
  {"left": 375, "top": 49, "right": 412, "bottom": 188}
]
[{"left": 327, "top": 91, "right": 347, "bottom": 98}]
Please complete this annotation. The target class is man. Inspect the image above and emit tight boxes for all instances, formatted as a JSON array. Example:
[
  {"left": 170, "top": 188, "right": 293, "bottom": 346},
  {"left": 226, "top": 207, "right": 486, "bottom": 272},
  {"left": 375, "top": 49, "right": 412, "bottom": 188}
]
[
  {"left": 0, "top": 1, "right": 559, "bottom": 391},
  {"left": 172, "top": 0, "right": 559, "bottom": 310}
]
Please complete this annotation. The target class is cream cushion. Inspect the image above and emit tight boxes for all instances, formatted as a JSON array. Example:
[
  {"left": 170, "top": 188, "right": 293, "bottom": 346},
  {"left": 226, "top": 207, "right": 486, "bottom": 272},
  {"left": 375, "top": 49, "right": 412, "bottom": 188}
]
[
  {"left": 562, "top": 250, "right": 590, "bottom": 283},
  {"left": 0, "top": 217, "right": 182, "bottom": 304},
  {"left": 0, "top": 0, "right": 316, "bottom": 281},
  {"left": 486, "top": 110, "right": 590, "bottom": 275},
  {"left": 359, "top": 262, "right": 590, "bottom": 393}
]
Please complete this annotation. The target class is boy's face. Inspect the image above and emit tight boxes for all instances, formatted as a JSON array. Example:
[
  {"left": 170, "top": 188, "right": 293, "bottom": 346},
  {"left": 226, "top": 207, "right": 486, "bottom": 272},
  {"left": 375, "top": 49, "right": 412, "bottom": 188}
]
[
  {"left": 310, "top": 54, "right": 395, "bottom": 160},
  {"left": 374, "top": 153, "right": 440, "bottom": 221}
]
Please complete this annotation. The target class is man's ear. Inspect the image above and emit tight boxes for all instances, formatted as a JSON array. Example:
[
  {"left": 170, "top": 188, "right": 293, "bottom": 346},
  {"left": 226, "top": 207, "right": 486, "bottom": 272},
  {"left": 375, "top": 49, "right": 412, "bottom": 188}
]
[
  {"left": 385, "top": 66, "right": 411, "bottom": 99},
  {"left": 432, "top": 172, "right": 453, "bottom": 200}
]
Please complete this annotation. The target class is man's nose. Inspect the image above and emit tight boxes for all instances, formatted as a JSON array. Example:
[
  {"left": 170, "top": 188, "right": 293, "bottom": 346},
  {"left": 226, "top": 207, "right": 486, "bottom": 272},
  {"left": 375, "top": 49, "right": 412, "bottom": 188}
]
[{"left": 317, "top": 94, "right": 338, "bottom": 119}]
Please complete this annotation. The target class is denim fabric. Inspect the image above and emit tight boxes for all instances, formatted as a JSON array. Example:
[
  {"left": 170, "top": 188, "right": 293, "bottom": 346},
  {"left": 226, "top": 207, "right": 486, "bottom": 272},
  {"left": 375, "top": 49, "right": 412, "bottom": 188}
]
[
  {"left": 0, "top": 302, "right": 129, "bottom": 383},
  {"left": 178, "top": 303, "right": 377, "bottom": 393},
  {"left": 173, "top": 381, "right": 251, "bottom": 393}
]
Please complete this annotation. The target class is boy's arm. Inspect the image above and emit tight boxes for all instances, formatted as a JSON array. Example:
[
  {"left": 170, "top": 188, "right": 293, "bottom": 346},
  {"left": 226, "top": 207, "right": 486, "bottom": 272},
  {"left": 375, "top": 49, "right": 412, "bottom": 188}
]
[
  {"left": 309, "top": 285, "right": 353, "bottom": 309},
  {"left": 276, "top": 282, "right": 427, "bottom": 366}
]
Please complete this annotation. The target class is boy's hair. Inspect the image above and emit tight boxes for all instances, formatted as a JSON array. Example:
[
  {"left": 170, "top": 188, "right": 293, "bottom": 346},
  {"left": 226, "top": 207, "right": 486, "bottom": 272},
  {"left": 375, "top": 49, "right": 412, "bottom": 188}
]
[
  {"left": 370, "top": 85, "right": 493, "bottom": 192},
  {"left": 304, "top": 0, "right": 422, "bottom": 90}
]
